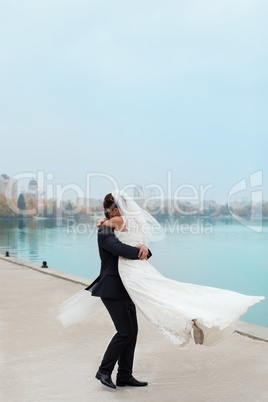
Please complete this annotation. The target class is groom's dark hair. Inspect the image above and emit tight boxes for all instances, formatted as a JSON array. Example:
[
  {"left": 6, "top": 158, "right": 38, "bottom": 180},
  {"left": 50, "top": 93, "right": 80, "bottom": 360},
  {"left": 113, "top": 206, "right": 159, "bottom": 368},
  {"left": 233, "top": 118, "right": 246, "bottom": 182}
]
[{"left": 103, "top": 193, "right": 118, "bottom": 211}]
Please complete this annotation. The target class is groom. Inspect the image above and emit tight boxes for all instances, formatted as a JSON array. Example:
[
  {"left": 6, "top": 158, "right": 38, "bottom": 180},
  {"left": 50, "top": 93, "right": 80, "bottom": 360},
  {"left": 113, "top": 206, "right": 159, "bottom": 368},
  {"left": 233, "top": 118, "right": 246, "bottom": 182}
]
[{"left": 86, "top": 222, "right": 151, "bottom": 389}]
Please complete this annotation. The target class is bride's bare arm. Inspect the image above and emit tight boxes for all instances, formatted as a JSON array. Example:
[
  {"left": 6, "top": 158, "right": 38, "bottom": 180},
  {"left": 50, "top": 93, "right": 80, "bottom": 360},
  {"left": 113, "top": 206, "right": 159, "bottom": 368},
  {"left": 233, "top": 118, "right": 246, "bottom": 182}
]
[
  {"left": 96, "top": 217, "right": 107, "bottom": 227},
  {"left": 101, "top": 216, "right": 124, "bottom": 231}
]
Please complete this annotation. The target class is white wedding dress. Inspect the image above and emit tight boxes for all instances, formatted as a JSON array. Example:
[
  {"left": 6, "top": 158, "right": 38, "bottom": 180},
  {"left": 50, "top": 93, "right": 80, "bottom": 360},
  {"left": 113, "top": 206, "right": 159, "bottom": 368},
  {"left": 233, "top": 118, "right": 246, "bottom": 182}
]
[{"left": 114, "top": 226, "right": 265, "bottom": 347}]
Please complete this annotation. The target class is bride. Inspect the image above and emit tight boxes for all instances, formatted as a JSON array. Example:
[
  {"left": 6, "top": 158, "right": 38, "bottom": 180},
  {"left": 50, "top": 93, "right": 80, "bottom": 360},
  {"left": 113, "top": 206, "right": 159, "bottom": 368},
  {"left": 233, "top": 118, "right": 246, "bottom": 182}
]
[{"left": 58, "top": 190, "right": 265, "bottom": 347}]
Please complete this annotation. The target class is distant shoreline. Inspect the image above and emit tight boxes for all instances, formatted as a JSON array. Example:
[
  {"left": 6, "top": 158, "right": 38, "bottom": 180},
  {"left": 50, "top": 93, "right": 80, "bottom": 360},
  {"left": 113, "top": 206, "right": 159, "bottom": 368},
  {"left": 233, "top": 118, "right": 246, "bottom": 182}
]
[{"left": 1, "top": 215, "right": 268, "bottom": 221}]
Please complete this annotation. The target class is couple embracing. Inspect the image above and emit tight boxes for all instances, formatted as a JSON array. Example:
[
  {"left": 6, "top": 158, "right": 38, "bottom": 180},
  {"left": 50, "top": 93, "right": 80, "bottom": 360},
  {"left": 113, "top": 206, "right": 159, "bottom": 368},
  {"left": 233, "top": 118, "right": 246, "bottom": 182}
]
[{"left": 59, "top": 190, "right": 265, "bottom": 390}]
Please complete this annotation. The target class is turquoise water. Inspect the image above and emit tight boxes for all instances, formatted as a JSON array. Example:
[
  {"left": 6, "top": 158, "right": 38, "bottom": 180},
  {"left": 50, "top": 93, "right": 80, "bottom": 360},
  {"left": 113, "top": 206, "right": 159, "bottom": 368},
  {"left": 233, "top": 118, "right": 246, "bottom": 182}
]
[{"left": 0, "top": 217, "right": 267, "bottom": 327}]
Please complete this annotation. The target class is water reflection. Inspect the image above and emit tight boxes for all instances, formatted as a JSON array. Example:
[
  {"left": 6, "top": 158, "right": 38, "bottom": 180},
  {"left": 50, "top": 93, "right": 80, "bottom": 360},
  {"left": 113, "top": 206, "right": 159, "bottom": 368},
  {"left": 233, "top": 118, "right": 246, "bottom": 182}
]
[{"left": 0, "top": 219, "right": 61, "bottom": 261}]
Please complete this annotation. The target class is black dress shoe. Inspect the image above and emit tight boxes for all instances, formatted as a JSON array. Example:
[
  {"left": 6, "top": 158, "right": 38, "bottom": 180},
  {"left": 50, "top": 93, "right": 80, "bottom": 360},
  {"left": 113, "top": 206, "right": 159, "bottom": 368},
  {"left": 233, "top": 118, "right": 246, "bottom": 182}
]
[
  {"left": 116, "top": 375, "right": 148, "bottom": 387},
  {"left": 96, "top": 371, "right": 116, "bottom": 389}
]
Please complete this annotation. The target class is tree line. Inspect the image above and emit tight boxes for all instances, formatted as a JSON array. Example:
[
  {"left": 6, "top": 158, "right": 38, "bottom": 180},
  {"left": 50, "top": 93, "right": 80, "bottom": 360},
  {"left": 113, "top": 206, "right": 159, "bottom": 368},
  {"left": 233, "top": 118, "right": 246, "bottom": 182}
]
[{"left": 0, "top": 193, "right": 268, "bottom": 219}]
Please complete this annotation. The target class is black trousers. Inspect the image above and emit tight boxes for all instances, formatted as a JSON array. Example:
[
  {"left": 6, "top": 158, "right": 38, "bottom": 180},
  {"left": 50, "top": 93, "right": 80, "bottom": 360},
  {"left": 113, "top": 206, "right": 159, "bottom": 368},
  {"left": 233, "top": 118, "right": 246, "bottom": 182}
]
[{"left": 99, "top": 297, "right": 138, "bottom": 378}]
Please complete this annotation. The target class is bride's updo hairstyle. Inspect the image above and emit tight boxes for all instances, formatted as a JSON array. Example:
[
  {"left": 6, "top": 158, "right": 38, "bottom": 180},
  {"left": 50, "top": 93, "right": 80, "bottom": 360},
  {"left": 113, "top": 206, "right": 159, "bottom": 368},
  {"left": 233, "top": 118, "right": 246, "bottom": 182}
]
[{"left": 103, "top": 193, "right": 118, "bottom": 211}]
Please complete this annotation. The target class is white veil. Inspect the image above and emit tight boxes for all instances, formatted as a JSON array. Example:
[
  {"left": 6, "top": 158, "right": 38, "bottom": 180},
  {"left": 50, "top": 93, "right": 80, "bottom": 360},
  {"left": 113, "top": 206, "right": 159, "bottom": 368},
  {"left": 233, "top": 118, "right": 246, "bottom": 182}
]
[{"left": 112, "top": 190, "right": 166, "bottom": 242}]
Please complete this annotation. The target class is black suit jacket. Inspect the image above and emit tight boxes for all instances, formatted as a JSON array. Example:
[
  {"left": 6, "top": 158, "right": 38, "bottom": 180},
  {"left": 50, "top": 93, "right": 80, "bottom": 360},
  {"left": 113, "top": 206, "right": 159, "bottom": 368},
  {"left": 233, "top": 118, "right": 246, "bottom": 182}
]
[{"left": 85, "top": 225, "right": 152, "bottom": 299}]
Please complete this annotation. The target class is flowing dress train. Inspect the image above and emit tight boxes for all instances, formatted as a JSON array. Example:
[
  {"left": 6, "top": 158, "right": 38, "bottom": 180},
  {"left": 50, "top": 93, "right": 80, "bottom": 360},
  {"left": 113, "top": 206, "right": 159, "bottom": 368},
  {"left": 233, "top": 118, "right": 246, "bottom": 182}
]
[{"left": 115, "top": 230, "right": 265, "bottom": 347}]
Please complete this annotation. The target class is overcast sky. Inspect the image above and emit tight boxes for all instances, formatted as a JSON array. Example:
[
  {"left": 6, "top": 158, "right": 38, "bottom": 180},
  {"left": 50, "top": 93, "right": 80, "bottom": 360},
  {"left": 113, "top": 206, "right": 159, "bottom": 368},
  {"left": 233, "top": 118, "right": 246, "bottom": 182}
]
[{"left": 1, "top": 0, "right": 267, "bottom": 202}]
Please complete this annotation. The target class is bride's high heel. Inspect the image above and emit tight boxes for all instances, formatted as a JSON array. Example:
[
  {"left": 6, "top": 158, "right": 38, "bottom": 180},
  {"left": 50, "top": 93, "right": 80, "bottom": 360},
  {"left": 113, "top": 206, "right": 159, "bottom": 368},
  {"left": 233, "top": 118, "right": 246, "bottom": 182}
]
[{"left": 192, "top": 319, "right": 204, "bottom": 345}]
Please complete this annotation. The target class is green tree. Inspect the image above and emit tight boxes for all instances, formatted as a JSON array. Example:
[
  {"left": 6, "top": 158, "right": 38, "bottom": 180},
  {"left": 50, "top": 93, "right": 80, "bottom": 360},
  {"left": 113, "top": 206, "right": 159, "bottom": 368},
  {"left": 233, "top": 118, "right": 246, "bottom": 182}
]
[
  {"left": 65, "top": 202, "right": 73, "bottom": 211},
  {"left": 17, "top": 193, "right": 26, "bottom": 217},
  {"left": 62, "top": 201, "right": 74, "bottom": 217}
]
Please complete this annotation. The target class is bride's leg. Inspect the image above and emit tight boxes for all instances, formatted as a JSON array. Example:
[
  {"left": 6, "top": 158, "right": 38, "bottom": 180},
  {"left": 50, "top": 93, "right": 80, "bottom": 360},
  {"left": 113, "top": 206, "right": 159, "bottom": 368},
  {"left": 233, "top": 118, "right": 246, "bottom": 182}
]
[{"left": 192, "top": 319, "right": 204, "bottom": 345}]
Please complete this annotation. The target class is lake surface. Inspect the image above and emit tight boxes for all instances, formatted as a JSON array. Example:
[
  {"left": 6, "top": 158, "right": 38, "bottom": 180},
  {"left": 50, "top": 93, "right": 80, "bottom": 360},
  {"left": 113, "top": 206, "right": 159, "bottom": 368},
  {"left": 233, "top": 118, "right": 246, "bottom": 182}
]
[{"left": 0, "top": 217, "right": 267, "bottom": 327}]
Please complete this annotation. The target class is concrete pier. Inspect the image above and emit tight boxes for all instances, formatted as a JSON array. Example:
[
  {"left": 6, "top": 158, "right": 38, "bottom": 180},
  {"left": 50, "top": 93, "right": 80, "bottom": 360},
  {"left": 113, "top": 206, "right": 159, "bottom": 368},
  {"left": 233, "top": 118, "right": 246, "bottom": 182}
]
[{"left": 0, "top": 255, "right": 267, "bottom": 401}]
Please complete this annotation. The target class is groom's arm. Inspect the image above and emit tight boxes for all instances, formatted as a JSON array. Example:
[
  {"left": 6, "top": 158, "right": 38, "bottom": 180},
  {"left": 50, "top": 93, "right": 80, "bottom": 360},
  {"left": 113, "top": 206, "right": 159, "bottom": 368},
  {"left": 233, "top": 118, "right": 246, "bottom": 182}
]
[{"left": 98, "top": 226, "right": 152, "bottom": 260}]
